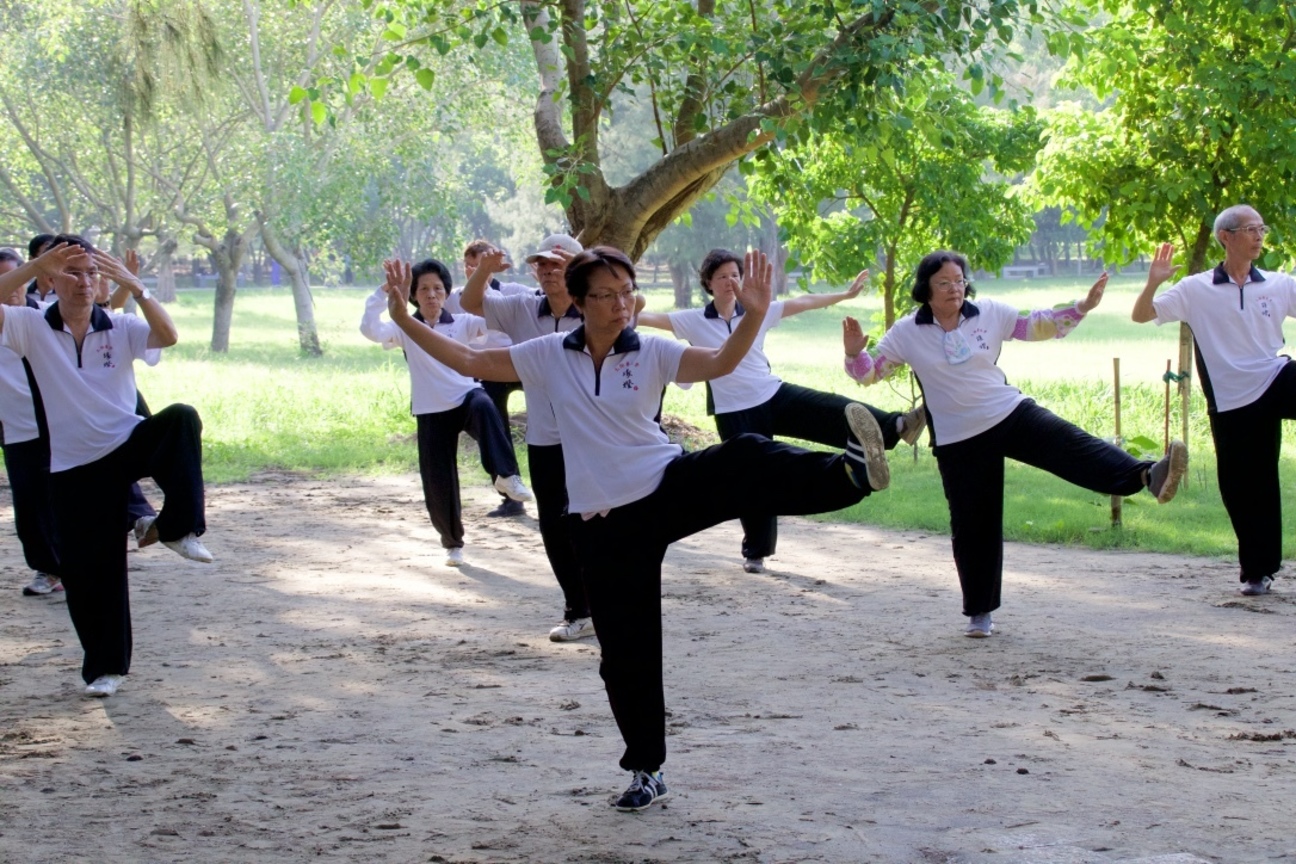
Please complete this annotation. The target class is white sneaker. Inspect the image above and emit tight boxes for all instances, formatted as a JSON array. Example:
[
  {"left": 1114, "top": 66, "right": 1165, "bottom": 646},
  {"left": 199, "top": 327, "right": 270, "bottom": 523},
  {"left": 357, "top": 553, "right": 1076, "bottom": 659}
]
[
  {"left": 549, "top": 617, "right": 595, "bottom": 642},
  {"left": 22, "top": 572, "right": 63, "bottom": 596},
  {"left": 85, "top": 674, "right": 124, "bottom": 697},
  {"left": 845, "top": 403, "right": 889, "bottom": 491},
  {"left": 743, "top": 558, "right": 765, "bottom": 574},
  {"left": 1240, "top": 576, "right": 1274, "bottom": 596},
  {"left": 134, "top": 515, "right": 159, "bottom": 548},
  {"left": 965, "top": 613, "right": 994, "bottom": 638},
  {"left": 445, "top": 547, "right": 465, "bottom": 567},
  {"left": 162, "top": 533, "right": 214, "bottom": 563},
  {"left": 493, "top": 474, "right": 533, "bottom": 502}
]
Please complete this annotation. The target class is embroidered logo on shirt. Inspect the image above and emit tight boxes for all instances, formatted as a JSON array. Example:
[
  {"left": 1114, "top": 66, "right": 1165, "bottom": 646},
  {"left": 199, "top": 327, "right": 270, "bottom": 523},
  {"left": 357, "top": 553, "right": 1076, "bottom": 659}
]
[
  {"left": 1257, "top": 295, "right": 1274, "bottom": 319},
  {"left": 98, "top": 343, "right": 116, "bottom": 368},
  {"left": 614, "top": 359, "right": 641, "bottom": 391}
]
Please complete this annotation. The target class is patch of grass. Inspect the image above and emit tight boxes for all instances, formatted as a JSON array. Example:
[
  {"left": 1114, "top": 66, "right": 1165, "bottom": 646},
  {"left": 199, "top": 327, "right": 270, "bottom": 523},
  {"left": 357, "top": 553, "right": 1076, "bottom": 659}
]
[{"left": 143, "top": 279, "right": 1296, "bottom": 559}]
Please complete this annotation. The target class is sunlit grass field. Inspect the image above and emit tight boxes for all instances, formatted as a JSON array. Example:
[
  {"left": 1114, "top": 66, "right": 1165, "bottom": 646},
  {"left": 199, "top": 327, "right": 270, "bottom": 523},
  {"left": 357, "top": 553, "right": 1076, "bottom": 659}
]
[{"left": 136, "top": 273, "right": 1296, "bottom": 561}]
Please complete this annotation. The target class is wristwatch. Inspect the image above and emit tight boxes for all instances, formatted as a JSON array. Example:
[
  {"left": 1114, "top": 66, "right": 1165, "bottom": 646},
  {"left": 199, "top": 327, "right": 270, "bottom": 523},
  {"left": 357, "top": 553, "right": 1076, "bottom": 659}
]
[{"left": 136, "top": 287, "right": 152, "bottom": 302}]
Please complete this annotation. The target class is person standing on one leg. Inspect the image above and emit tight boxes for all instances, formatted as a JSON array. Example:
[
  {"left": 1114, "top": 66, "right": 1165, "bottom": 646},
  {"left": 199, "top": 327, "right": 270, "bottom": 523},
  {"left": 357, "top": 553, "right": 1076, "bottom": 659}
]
[
  {"left": 844, "top": 250, "right": 1188, "bottom": 637},
  {"left": 637, "top": 248, "right": 925, "bottom": 573},
  {"left": 459, "top": 235, "right": 593, "bottom": 641},
  {"left": 0, "top": 237, "right": 212, "bottom": 699},
  {"left": 384, "top": 246, "right": 890, "bottom": 813},
  {"left": 361, "top": 258, "right": 531, "bottom": 567},
  {"left": 0, "top": 248, "right": 61, "bottom": 596},
  {"left": 1133, "top": 205, "right": 1296, "bottom": 596}
]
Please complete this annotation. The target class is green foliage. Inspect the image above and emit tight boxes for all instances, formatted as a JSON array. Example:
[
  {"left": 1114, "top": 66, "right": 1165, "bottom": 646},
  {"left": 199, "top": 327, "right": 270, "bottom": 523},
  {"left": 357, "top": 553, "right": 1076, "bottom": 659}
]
[
  {"left": 1031, "top": 0, "right": 1296, "bottom": 270},
  {"left": 748, "top": 66, "right": 1040, "bottom": 331}
]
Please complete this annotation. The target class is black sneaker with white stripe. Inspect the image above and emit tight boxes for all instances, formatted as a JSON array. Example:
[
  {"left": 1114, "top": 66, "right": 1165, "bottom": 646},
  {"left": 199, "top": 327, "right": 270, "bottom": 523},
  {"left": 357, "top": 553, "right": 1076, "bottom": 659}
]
[
  {"left": 845, "top": 403, "right": 889, "bottom": 491},
  {"left": 614, "top": 770, "right": 669, "bottom": 812}
]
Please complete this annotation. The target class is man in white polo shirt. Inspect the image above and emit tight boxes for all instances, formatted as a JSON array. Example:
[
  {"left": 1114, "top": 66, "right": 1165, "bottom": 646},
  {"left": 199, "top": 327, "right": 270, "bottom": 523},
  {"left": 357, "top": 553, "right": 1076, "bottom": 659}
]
[
  {"left": 1133, "top": 204, "right": 1296, "bottom": 596},
  {"left": 0, "top": 236, "right": 212, "bottom": 698},
  {"left": 458, "top": 234, "right": 592, "bottom": 642}
]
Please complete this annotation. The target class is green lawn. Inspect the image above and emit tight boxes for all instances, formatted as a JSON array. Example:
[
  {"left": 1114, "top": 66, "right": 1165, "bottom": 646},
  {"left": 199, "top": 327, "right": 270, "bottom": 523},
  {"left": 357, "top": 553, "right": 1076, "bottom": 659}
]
[{"left": 136, "top": 275, "right": 1296, "bottom": 561}]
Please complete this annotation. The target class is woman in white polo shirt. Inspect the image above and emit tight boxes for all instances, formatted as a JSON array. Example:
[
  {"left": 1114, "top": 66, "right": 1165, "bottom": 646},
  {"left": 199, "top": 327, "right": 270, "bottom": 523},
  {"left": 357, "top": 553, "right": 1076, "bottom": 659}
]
[
  {"left": 361, "top": 258, "right": 531, "bottom": 567},
  {"left": 843, "top": 249, "right": 1188, "bottom": 638},
  {"left": 637, "top": 248, "right": 925, "bottom": 574},
  {"left": 383, "top": 246, "right": 889, "bottom": 814}
]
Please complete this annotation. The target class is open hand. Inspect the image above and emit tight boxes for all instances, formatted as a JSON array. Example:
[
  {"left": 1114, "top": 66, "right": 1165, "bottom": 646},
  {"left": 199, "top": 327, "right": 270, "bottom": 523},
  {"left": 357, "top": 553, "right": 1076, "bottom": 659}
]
[
  {"left": 843, "top": 270, "right": 869, "bottom": 300},
  {"left": 1147, "top": 243, "right": 1180, "bottom": 288},
  {"left": 1077, "top": 271, "right": 1109, "bottom": 314},
  {"left": 842, "top": 316, "right": 870, "bottom": 357},
  {"left": 383, "top": 258, "right": 412, "bottom": 318},
  {"left": 734, "top": 249, "right": 772, "bottom": 316}
]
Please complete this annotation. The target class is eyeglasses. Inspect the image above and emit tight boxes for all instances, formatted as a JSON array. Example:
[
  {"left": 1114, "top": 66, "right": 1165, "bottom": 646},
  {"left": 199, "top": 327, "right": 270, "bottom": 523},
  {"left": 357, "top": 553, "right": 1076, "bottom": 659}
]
[
  {"left": 931, "top": 278, "right": 968, "bottom": 293},
  {"left": 1225, "top": 225, "right": 1269, "bottom": 238},
  {"left": 586, "top": 287, "right": 638, "bottom": 305}
]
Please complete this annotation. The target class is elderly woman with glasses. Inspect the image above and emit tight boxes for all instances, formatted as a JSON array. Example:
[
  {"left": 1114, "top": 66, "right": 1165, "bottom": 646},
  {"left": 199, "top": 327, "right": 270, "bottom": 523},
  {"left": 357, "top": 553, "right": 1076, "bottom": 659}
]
[
  {"left": 382, "top": 245, "right": 890, "bottom": 814},
  {"left": 842, "top": 249, "right": 1188, "bottom": 638},
  {"left": 636, "top": 248, "right": 925, "bottom": 574}
]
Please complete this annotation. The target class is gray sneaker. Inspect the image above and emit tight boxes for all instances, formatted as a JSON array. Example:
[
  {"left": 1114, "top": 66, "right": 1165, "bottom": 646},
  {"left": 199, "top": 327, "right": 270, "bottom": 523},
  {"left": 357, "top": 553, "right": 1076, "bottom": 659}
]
[
  {"left": 22, "top": 572, "right": 63, "bottom": 596},
  {"left": 85, "top": 674, "right": 124, "bottom": 698},
  {"left": 743, "top": 558, "right": 765, "bottom": 574},
  {"left": 614, "top": 770, "right": 669, "bottom": 812},
  {"left": 1147, "top": 440, "right": 1188, "bottom": 504},
  {"left": 965, "top": 613, "right": 994, "bottom": 638},
  {"left": 134, "top": 515, "right": 159, "bottom": 548},
  {"left": 1240, "top": 576, "right": 1274, "bottom": 596},
  {"left": 845, "top": 403, "right": 889, "bottom": 491}
]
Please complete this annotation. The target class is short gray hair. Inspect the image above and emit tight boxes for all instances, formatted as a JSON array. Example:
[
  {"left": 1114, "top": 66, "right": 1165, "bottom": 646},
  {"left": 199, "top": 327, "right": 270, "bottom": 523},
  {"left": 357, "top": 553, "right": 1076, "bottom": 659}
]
[{"left": 1213, "top": 205, "right": 1261, "bottom": 247}]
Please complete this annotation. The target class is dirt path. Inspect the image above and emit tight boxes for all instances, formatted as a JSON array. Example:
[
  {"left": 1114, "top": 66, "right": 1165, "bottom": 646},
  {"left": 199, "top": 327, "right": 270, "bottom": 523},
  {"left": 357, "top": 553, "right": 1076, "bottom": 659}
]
[{"left": 1, "top": 472, "right": 1292, "bottom": 863}]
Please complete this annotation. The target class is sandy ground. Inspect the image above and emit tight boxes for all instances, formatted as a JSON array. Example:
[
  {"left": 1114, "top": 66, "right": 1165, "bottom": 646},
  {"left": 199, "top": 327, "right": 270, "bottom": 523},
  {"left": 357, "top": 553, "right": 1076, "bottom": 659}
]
[{"left": 1, "top": 471, "right": 1294, "bottom": 864}]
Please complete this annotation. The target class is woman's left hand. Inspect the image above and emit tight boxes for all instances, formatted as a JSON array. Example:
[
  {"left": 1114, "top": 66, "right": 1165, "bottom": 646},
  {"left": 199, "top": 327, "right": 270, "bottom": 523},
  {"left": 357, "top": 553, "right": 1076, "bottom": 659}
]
[{"left": 1077, "top": 271, "right": 1109, "bottom": 314}]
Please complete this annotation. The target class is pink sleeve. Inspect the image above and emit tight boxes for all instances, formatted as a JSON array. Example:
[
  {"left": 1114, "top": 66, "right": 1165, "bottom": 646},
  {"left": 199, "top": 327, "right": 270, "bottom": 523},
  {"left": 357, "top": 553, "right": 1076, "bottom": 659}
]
[{"left": 843, "top": 350, "right": 904, "bottom": 385}]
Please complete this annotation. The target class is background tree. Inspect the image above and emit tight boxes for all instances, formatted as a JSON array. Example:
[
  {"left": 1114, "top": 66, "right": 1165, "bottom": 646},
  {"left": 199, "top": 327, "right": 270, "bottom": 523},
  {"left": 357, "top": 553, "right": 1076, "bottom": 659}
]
[
  {"left": 750, "top": 68, "right": 1041, "bottom": 331},
  {"left": 313, "top": 0, "right": 1033, "bottom": 260},
  {"left": 1031, "top": 0, "right": 1296, "bottom": 447}
]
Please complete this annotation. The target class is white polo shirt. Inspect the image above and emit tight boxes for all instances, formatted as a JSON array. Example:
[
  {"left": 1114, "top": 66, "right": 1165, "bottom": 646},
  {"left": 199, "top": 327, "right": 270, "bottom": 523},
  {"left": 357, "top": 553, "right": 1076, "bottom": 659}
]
[
  {"left": 445, "top": 280, "right": 532, "bottom": 348},
  {"left": 509, "top": 327, "right": 687, "bottom": 513},
  {"left": 0, "top": 297, "right": 43, "bottom": 446},
  {"left": 870, "top": 299, "right": 1033, "bottom": 445},
  {"left": 667, "top": 300, "right": 783, "bottom": 414},
  {"left": 483, "top": 291, "right": 584, "bottom": 447},
  {"left": 360, "top": 288, "right": 488, "bottom": 415},
  {"left": 0, "top": 305, "right": 145, "bottom": 471},
  {"left": 1152, "top": 263, "right": 1296, "bottom": 413}
]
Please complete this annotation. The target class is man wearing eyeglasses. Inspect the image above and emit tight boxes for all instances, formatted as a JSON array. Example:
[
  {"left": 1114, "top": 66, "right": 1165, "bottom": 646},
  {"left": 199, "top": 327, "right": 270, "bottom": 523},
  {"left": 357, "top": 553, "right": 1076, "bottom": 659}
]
[{"left": 1133, "top": 204, "right": 1296, "bottom": 597}]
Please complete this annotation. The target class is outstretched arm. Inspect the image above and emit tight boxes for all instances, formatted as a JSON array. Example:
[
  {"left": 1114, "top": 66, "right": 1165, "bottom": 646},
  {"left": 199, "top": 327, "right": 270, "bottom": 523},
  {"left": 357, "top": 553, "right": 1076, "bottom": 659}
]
[
  {"left": 460, "top": 247, "right": 508, "bottom": 316},
  {"left": 677, "top": 250, "right": 773, "bottom": 383},
  {"left": 781, "top": 270, "right": 868, "bottom": 318},
  {"left": 1132, "top": 243, "right": 1179, "bottom": 323},
  {"left": 1011, "top": 272, "right": 1108, "bottom": 341},
  {"left": 383, "top": 259, "right": 520, "bottom": 382}
]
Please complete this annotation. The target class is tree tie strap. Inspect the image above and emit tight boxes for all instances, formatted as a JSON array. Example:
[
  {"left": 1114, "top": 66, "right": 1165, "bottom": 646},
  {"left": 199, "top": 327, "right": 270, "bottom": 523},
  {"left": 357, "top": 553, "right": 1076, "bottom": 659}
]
[{"left": 1162, "top": 370, "right": 1190, "bottom": 384}]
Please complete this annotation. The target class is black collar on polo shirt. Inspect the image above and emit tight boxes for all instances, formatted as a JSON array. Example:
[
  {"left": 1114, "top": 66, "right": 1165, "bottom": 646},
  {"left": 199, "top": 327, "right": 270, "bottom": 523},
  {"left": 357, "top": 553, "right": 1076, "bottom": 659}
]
[
  {"left": 703, "top": 300, "right": 744, "bottom": 319},
  {"left": 24, "top": 294, "right": 40, "bottom": 310},
  {"left": 562, "top": 324, "right": 641, "bottom": 355},
  {"left": 412, "top": 307, "right": 455, "bottom": 326},
  {"left": 1212, "top": 262, "right": 1266, "bottom": 285},
  {"left": 44, "top": 301, "right": 115, "bottom": 332},
  {"left": 915, "top": 300, "right": 980, "bottom": 325},
  {"left": 538, "top": 294, "right": 583, "bottom": 319}
]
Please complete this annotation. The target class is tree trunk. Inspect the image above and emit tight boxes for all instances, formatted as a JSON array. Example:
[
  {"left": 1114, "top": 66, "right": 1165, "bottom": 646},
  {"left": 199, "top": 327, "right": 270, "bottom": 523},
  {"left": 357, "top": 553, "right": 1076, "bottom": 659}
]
[
  {"left": 154, "top": 238, "right": 179, "bottom": 302},
  {"left": 258, "top": 215, "right": 322, "bottom": 357},
  {"left": 669, "top": 260, "right": 692, "bottom": 309},
  {"left": 211, "top": 254, "right": 239, "bottom": 353},
  {"left": 882, "top": 245, "right": 898, "bottom": 330}
]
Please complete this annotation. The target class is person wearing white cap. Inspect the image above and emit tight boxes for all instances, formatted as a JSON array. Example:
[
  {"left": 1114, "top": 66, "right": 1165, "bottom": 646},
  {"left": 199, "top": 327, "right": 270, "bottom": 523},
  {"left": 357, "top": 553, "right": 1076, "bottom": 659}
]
[{"left": 458, "top": 235, "right": 592, "bottom": 642}]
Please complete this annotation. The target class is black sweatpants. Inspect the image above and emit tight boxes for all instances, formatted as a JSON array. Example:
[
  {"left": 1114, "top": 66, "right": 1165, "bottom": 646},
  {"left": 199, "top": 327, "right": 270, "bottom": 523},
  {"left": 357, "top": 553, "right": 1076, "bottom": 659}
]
[
  {"left": 713, "top": 382, "right": 901, "bottom": 559},
  {"left": 1209, "top": 360, "right": 1296, "bottom": 582},
  {"left": 1, "top": 435, "right": 60, "bottom": 575},
  {"left": 529, "top": 442, "right": 586, "bottom": 620},
  {"left": 568, "top": 433, "right": 868, "bottom": 773},
  {"left": 50, "top": 404, "right": 206, "bottom": 684},
  {"left": 934, "top": 400, "right": 1151, "bottom": 617},
  {"left": 416, "top": 388, "right": 520, "bottom": 550}
]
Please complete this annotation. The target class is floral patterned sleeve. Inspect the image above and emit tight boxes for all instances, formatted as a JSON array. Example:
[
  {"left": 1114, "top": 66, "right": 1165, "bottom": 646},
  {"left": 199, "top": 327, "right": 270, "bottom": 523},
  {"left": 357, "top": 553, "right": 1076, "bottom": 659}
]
[
  {"left": 843, "top": 349, "right": 905, "bottom": 385},
  {"left": 1010, "top": 302, "right": 1086, "bottom": 341}
]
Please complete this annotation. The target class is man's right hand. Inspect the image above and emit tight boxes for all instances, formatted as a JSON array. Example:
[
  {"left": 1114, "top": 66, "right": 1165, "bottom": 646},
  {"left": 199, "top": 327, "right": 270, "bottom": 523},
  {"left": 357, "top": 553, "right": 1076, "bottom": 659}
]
[{"left": 1147, "top": 243, "right": 1181, "bottom": 288}]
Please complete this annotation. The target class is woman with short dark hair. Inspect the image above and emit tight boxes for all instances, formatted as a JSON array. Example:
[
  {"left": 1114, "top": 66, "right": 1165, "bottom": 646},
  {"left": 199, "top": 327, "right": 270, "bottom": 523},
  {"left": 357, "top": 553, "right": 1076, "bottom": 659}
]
[
  {"left": 843, "top": 250, "right": 1188, "bottom": 637},
  {"left": 637, "top": 247, "right": 924, "bottom": 573},
  {"left": 382, "top": 245, "right": 890, "bottom": 813},
  {"left": 360, "top": 257, "right": 531, "bottom": 567}
]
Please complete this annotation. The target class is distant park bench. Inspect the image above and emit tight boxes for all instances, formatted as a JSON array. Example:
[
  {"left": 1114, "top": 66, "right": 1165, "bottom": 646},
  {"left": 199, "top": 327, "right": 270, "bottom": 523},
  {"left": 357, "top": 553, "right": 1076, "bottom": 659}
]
[{"left": 1000, "top": 264, "right": 1049, "bottom": 279}]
